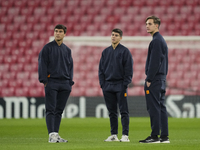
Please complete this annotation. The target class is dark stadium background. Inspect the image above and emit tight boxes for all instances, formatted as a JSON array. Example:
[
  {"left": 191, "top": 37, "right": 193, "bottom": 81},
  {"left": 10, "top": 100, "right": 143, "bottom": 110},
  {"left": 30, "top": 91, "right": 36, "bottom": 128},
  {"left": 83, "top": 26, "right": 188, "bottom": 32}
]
[{"left": 0, "top": 0, "right": 199, "bottom": 118}]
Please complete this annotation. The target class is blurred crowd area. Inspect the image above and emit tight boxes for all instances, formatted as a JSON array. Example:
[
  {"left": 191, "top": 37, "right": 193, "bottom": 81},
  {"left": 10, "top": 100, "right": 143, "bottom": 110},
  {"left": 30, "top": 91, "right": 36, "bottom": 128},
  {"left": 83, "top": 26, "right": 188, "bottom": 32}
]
[{"left": 0, "top": 0, "right": 200, "bottom": 97}]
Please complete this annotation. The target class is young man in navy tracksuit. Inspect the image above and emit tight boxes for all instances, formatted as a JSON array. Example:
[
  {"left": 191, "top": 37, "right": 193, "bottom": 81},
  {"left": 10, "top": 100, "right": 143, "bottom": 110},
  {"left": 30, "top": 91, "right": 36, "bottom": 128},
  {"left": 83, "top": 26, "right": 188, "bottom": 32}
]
[
  {"left": 99, "top": 28, "right": 133, "bottom": 142},
  {"left": 139, "top": 16, "right": 169, "bottom": 144},
  {"left": 38, "top": 24, "right": 74, "bottom": 143}
]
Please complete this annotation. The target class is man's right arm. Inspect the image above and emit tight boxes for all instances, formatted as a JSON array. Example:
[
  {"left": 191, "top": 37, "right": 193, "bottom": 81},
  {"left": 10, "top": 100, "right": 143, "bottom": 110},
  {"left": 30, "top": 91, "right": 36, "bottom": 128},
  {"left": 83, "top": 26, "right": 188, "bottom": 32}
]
[
  {"left": 38, "top": 46, "right": 48, "bottom": 84},
  {"left": 98, "top": 53, "right": 105, "bottom": 88}
]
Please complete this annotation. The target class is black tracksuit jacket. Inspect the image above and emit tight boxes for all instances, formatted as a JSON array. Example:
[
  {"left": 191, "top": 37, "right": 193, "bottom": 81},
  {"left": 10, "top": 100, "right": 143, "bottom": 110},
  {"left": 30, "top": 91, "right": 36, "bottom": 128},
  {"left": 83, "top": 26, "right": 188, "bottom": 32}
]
[
  {"left": 38, "top": 40, "right": 74, "bottom": 85},
  {"left": 145, "top": 32, "right": 168, "bottom": 82},
  {"left": 99, "top": 43, "right": 133, "bottom": 89}
]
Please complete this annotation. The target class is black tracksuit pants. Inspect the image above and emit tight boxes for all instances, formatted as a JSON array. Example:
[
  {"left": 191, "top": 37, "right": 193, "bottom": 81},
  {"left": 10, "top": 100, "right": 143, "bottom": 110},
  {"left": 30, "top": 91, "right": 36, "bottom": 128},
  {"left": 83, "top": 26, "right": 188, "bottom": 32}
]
[
  {"left": 144, "top": 80, "right": 168, "bottom": 137},
  {"left": 44, "top": 80, "right": 71, "bottom": 134},
  {"left": 102, "top": 82, "right": 129, "bottom": 136}
]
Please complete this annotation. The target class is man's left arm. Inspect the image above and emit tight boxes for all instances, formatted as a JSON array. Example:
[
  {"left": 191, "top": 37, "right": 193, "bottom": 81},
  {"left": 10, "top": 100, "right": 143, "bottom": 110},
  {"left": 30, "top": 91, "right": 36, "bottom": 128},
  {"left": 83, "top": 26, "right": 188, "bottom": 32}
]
[
  {"left": 123, "top": 50, "right": 133, "bottom": 89},
  {"left": 146, "top": 40, "right": 163, "bottom": 82},
  {"left": 70, "top": 51, "right": 74, "bottom": 86}
]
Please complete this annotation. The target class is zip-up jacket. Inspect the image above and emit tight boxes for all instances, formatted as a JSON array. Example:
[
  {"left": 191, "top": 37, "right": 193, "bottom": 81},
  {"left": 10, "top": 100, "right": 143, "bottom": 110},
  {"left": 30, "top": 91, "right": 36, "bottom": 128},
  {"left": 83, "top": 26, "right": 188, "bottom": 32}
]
[
  {"left": 38, "top": 40, "right": 74, "bottom": 85},
  {"left": 145, "top": 32, "right": 168, "bottom": 82},
  {"left": 99, "top": 43, "right": 133, "bottom": 89}
]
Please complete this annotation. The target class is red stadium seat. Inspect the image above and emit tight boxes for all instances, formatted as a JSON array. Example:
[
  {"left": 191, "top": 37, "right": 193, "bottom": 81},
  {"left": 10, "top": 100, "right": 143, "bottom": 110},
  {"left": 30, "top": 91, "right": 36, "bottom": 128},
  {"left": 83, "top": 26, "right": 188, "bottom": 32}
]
[
  {"left": 40, "top": 0, "right": 53, "bottom": 8},
  {"left": 17, "top": 55, "right": 31, "bottom": 64},
  {"left": 13, "top": 15, "right": 26, "bottom": 24},
  {"left": 9, "top": 63, "right": 24, "bottom": 72},
  {"left": 14, "top": 87, "right": 29, "bottom": 97},
  {"left": 20, "top": 7, "right": 34, "bottom": 16},
  {"left": 23, "top": 63, "right": 38, "bottom": 72},
  {"left": 53, "top": 0, "right": 66, "bottom": 7},
  {"left": 28, "top": 87, "right": 44, "bottom": 97},
  {"left": 33, "top": 23, "right": 46, "bottom": 31},
  {"left": 0, "top": 80, "right": 9, "bottom": 89},
  {"left": 119, "top": 0, "right": 133, "bottom": 7},
  {"left": 128, "top": 86, "right": 144, "bottom": 96},
  {"left": 46, "top": 7, "right": 60, "bottom": 16},
  {"left": 176, "top": 79, "right": 191, "bottom": 89},
  {"left": 132, "top": 0, "right": 146, "bottom": 7},
  {"left": 3, "top": 55, "right": 17, "bottom": 64},
  {"left": 85, "top": 87, "right": 99, "bottom": 97},
  {"left": 1, "top": 72, "right": 16, "bottom": 80},
  {"left": 93, "top": 15, "right": 107, "bottom": 24},
  {"left": 0, "top": 64, "right": 10, "bottom": 72},
  {"left": 183, "top": 71, "right": 197, "bottom": 79},
  {"left": 168, "top": 89, "right": 184, "bottom": 95},
  {"left": 1, "top": 87, "right": 15, "bottom": 97},
  {"left": 139, "top": 6, "right": 153, "bottom": 15},
  {"left": 0, "top": 55, "right": 3, "bottom": 64},
  {"left": 167, "top": 79, "right": 178, "bottom": 88},
  {"left": 39, "top": 15, "right": 53, "bottom": 24},
  {"left": 4, "top": 39, "right": 18, "bottom": 49},
  {"left": 7, "top": 7, "right": 20, "bottom": 16},
  {"left": 0, "top": 16, "right": 13, "bottom": 24},
  {"left": 85, "top": 7, "right": 100, "bottom": 16},
  {"left": 16, "top": 72, "right": 30, "bottom": 80},
  {"left": 1, "top": 1, "right": 14, "bottom": 8},
  {"left": 92, "top": 0, "right": 106, "bottom": 7},
  {"left": 7, "top": 79, "right": 23, "bottom": 88},
  {"left": 0, "top": 7, "right": 7, "bottom": 17},
  {"left": 168, "top": 71, "right": 183, "bottom": 79},
  {"left": 158, "top": 0, "right": 172, "bottom": 7},
  {"left": 175, "top": 63, "right": 190, "bottom": 71},
  {"left": 30, "top": 72, "right": 39, "bottom": 80},
  {"left": 33, "top": 7, "right": 46, "bottom": 16},
  {"left": 70, "top": 87, "right": 86, "bottom": 97},
  {"left": 86, "top": 24, "right": 100, "bottom": 32},
  {"left": 27, "top": 0, "right": 40, "bottom": 8},
  {"left": 66, "top": 15, "right": 80, "bottom": 24}
]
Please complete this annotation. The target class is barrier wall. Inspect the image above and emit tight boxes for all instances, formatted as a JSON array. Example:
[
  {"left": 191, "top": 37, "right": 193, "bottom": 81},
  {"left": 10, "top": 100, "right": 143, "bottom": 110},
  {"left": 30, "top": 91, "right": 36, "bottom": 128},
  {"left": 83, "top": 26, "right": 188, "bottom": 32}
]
[{"left": 0, "top": 95, "right": 200, "bottom": 119}]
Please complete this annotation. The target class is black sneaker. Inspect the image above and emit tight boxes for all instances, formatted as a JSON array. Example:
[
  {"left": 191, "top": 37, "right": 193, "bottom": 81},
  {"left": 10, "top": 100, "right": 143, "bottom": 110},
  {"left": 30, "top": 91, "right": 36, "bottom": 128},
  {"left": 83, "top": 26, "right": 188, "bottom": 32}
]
[
  {"left": 139, "top": 136, "right": 160, "bottom": 143},
  {"left": 160, "top": 137, "right": 170, "bottom": 143}
]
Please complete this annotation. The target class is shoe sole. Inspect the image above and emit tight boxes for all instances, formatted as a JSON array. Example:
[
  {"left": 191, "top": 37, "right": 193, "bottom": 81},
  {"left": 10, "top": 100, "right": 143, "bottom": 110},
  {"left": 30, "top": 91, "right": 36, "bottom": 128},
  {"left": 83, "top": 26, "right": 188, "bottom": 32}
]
[
  {"left": 104, "top": 140, "right": 120, "bottom": 142},
  {"left": 49, "top": 141, "right": 58, "bottom": 143},
  {"left": 140, "top": 141, "right": 160, "bottom": 144},
  {"left": 160, "top": 141, "right": 170, "bottom": 143}
]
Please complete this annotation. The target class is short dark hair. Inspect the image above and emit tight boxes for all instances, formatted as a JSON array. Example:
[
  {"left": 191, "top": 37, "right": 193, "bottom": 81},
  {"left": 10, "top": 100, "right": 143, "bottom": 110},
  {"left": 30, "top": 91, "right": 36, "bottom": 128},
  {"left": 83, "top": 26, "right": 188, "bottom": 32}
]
[
  {"left": 112, "top": 28, "right": 123, "bottom": 37},
  {"left": 54, "top": 24, "right": 67, "bottom": 34},
  {"left": 145, "top": 16, "right": 161, "bottom": 28}
]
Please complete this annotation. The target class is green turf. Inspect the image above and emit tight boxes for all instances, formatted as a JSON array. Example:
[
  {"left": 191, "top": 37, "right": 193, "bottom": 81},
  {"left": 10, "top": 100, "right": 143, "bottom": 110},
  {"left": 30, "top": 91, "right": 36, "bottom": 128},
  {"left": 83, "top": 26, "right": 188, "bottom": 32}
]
[{"left": 0, "top": 117, "right": 199, "bottom": 150}]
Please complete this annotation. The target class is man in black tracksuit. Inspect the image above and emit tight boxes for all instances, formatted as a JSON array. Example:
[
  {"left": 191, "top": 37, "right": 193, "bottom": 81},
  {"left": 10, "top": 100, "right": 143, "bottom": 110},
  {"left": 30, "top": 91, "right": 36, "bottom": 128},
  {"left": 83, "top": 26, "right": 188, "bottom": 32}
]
[
  {"left": 38, "top": 24, "right": 74, "bottom": 143},
  {"left": 99, "top": 28, "right": 133, "bottom": 142},
  {"left": 139, "top": 16, "right": 169, "bottom": 144}
]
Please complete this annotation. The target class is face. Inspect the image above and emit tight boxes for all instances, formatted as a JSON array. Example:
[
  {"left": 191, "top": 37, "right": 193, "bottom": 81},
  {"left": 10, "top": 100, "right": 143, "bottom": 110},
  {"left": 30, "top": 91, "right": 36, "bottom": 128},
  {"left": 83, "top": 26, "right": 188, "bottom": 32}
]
[
  {"left": 111, "top": 32, "right": 122, "bottom": 44},
  {"left": 146, "top": 19, "right": 158, "bottom": 35},
  {"left": 54, "top": 28, "right": 65, "bottom": 41}
]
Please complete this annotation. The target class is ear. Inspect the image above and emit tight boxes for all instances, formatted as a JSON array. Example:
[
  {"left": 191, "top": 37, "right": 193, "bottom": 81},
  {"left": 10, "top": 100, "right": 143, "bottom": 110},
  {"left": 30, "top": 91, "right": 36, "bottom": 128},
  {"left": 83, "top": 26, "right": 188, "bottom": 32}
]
[{"left": 156, "top": 24, "right": 159, "bottom": 29}]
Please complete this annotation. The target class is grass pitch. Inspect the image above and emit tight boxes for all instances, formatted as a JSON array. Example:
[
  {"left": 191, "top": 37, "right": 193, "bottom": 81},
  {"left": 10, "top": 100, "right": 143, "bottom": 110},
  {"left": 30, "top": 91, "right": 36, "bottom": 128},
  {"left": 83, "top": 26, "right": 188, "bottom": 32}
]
[{"left": 0, "top": 117, "right": 199, "bottom": 150}]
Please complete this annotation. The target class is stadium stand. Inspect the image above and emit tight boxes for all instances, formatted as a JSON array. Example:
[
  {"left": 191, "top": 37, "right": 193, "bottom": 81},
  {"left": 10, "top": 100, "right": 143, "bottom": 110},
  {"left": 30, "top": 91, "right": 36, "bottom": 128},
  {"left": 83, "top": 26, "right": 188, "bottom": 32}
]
[{"left": 0, "top": 0, "right": 200, "bottom": 97}]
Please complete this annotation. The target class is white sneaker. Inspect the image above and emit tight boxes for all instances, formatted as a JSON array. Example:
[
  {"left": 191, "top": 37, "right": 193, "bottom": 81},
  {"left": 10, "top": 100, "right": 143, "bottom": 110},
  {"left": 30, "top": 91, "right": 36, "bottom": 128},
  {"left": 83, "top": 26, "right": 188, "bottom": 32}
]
[
  {"left": 58, "top": 135, "right": 68, "bottom": 143},
  {"left": 120, "top": 135, "right": 130, "bottom": 142},
  {"left": 49, "top": 132, "right": 59, "bottom": 143},
  {"left": 104, "top": 135, "right": 119, "bottom": 142}
]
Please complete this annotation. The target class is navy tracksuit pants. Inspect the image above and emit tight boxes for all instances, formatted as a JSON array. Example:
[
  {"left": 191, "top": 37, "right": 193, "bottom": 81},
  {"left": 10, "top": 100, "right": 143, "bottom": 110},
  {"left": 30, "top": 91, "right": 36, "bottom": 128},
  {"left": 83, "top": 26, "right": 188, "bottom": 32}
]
[
  {"left": 44, "top": 80, "right": 71, "bottom": 134},
  {"left": 102, "top": 82, "right": 129, "bottom": 136},
  {"left": 144, "top": 80, "right": 168, "bottom": 137}
]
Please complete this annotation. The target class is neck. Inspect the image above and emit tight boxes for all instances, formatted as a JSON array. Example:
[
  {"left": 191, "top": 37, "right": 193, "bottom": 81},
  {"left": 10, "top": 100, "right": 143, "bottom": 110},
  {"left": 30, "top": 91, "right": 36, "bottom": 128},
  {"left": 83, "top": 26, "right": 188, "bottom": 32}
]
[
  {"left": 151, "top": 30, "right": 159, "bottom": 36},
  {"left": 55, "top": 40, "right": 63, "bottom": 46},
  {"left": 112, "top": 42, "right": 119, "bottom": 50}
]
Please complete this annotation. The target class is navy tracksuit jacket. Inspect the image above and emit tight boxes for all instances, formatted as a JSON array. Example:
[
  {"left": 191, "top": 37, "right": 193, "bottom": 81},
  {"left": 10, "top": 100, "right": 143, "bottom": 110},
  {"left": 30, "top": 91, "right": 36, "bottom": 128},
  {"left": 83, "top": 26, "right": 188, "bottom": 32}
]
[
  {"left": 38, "top": 40, "right": 74, "bottom": 134},
  {"left": 145, "top": 32, "right": 169, "bottom": 137},
  {"left": 99, "top": 43, "right": 133, "bottom": 135}
]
